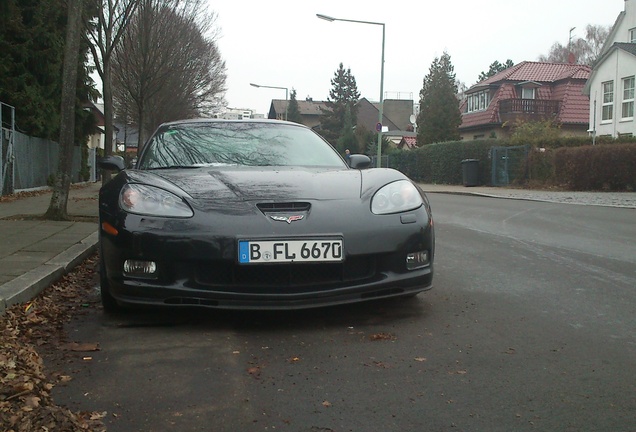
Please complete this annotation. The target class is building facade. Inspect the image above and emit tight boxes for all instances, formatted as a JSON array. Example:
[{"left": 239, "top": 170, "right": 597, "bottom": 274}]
[
  {"left": 584, "top": 0, "right": 636, "bottom": 138},
  {"left": 459, "top": 62, "right": 591, "bottom": 141}
]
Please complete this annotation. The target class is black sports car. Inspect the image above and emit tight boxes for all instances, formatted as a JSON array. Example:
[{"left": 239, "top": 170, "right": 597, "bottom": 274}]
[{"left": 98, "top": 119, "right": 434, "bottom": 311}]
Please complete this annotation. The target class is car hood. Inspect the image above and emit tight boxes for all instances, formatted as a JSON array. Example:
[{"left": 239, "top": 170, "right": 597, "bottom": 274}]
[{"left": 130, "top": 167, "right": 364, "bottom": 202}]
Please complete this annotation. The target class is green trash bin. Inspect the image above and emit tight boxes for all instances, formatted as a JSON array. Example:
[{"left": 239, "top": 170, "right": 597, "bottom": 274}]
[{"left": 461, "top": 159, "right": 480, "bottom": 187}]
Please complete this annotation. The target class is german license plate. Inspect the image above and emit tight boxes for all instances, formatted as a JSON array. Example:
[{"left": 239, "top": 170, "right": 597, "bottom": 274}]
[{"left": 238, "top": 239, "right": 343, "bottom": 264}]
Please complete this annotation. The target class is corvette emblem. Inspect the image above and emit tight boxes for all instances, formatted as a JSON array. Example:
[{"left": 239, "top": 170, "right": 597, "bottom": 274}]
[{"left": 270, "top": 215, "right": 305, "bottom": 224}]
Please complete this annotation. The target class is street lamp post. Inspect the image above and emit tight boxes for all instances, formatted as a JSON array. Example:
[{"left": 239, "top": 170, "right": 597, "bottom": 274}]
[
  {"left": 250, "top": 83, "right": 289, "bottom": 121},
  {"left": 317, "top": 13, "right": 385, "bottom": 168}
]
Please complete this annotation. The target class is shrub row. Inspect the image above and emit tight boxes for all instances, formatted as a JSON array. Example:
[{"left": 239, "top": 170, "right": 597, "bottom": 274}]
[
  {"left": 388, "top": 140, "right": 493, "bottom": 184},
  {"left": 554, "top": 143, "right": 636, "bottom": 191},
  {"left": 388, "top": 137, "right": 636, "bottom": 191}
]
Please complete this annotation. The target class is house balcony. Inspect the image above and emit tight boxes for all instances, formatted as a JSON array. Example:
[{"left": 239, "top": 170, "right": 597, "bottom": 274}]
[{"left": 499, "top": 99, "right": 560, "bottom": 123}]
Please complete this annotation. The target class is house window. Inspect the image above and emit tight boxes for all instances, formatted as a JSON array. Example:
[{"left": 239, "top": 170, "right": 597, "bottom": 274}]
[
  {"left": 622, "top": 76, "right": 634, "bottom": 120},
  {"left": 602, "top": 81, "right": 614, "bottom": 122},
  {"left": 521, "top": 87, "right": 535, "bottom": 99},
  {"left": 466, "top": 90, "right": 490, "bottom": 113},
  {"left": 630, "top": 28, "right": 636, "bottom": 43}
]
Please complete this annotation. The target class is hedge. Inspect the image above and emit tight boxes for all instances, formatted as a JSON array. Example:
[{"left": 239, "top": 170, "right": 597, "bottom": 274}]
[{"left": 387, "top": 137, "right": 636, "bottom": 191}]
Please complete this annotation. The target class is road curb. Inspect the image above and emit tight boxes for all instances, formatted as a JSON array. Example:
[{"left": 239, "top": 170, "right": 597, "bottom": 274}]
[
  {"left": 0, "top": 232, "right": 98, "bottom": 315},
  {"left": 424, "top": 190, "right": 636, "bottom": 209}
]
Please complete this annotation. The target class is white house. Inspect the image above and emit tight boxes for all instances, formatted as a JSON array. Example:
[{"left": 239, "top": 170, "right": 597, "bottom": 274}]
[{"left": 584, "top": 0, "right": 636, "bottom": 138}]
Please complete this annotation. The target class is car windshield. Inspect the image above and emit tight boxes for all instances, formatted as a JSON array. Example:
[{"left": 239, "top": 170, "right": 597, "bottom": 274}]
[{"left": 138, "top": 122, "right": 346, "bottom": 169}]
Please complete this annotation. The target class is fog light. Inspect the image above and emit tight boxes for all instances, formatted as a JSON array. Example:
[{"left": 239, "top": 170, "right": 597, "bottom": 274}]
[
  {"left": 406, "top": 251, "right": 429, "bottom": 270},
  {"left": 123, "top": 260, "right": 157, "bottom": 278}
]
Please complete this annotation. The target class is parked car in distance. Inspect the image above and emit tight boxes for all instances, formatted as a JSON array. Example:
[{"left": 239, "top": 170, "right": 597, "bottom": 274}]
[{"left": 98, "top": 119, "right": 434, "bottom": 311}]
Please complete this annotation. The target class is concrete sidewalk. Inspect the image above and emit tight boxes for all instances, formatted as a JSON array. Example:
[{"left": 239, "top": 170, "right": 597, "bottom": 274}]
[
  {"left": 0, "top": 180, "right": 634, "bottom": 315},
  {"left": 0, "top": 182, "right": 101, "bottom": 314}
]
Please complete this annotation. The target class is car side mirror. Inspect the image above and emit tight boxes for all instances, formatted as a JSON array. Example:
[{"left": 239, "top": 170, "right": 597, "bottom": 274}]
[
  {"left": 98, "top": 155, "right": 126, "bottom": 172},
  {"left": 349, "top": 154, "right": 372, "bottom": 169}
]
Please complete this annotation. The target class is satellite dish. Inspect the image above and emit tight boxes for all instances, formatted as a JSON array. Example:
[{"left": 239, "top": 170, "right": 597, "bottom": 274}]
[{"left": 409, "top": 114, "right": 416, "bottom": 124}]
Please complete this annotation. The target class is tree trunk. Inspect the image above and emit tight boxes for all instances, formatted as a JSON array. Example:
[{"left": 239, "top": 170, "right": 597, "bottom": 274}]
[
  {"left": 101, "top": 57, "right": 114, "bottom": 185},
  {"left": 137, "top": 102, "right": 147, "bottom": 153},
  {"left": 45, "top": 0, "right": 84, "bottom": 220}
]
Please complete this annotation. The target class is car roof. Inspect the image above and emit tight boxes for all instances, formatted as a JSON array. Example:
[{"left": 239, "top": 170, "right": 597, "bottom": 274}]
[{"left": 159, "top": 118, "right": 308, "bottom": 129}]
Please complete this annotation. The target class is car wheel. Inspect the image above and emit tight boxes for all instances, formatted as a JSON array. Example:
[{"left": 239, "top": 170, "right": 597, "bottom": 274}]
[{"left": 99, "top": 257, "right": 121, "bottom": 313}]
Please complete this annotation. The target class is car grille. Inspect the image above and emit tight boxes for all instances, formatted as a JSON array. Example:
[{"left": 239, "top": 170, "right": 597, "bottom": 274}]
[
  {"left": 256, "top": 202, "right": 311, "bottom": 213},
  {"left": 195, "top": 256, "right": 376, "bottom": 292}
]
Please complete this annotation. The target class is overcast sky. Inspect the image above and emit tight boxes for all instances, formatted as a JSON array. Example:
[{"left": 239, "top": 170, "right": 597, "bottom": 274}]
[{"left": 208, "top": 0, "right": 624, "bottom": 115}]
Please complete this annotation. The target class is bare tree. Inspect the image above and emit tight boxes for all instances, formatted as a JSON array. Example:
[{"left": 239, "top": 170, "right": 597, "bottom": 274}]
[
  {"left": 538, "top": 24, "right": 612, "bottom": 66},
  {"left": 112, "top": 0, "right": 227, "bottom": 151},
  {"left": 45, "top": 0, "right": 84, "bottom": 220},
  {"left": 86, "top": 0, "right": 139, "bottom": 184},
  {"left": 583, "top": 24, "right": 612, "bottom": 65}
]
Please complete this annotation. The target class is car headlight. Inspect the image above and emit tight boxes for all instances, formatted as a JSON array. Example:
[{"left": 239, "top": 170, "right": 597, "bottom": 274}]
[
  {"left": 371, "top": 180, "right": 423, "bottom": 215},
  {"left": 119, "top": 184, "right": 193, "bottom": 217}
]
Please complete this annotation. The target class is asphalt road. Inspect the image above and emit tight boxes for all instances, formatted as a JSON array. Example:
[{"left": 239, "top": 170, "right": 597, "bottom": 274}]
[{"left": 49, "top": 194, "right": 636, "bottom": 432}]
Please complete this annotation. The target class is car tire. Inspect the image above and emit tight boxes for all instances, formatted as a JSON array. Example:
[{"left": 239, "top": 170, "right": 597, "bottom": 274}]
[{"left": 99, "top": 257, "right": 121, "bottom": 313}]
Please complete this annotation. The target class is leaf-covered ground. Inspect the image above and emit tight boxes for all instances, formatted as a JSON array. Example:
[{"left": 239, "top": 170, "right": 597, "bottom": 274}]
[{"left": 0, "top": 254, "right": 106, "bottom": 431}]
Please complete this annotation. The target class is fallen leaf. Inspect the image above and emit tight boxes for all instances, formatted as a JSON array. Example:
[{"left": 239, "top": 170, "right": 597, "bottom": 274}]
[
  {"left": 59, "top": 375, "right": 73, "bottom": 383},
  {"left": 25, "top": 396, "right": 40, "bottom": 408},
  {"left": 90, "top": 411, "right": 107, "bottom": 420},
  {"left": 414, "top": 357, "right": 427, "bottom": 362},
  {"left": 322, "top": 400, "right": 332, "bottom": 407}
]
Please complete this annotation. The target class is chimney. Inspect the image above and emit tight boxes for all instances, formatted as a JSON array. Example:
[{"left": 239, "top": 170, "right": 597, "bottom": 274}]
[{"left": 568, "top": 52, "right": 576, "bottom": 64}]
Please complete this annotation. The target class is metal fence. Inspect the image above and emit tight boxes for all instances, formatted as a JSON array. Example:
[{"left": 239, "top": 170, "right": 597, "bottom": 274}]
[
  {"left": 490, "top": 145, "right": 529, "bottom": 186},
  {"left": 1, "top": 130, "right": 83, "bottom": 195},
  {"left": 370, "top": 155, "right": 391, "bottom": 168}
]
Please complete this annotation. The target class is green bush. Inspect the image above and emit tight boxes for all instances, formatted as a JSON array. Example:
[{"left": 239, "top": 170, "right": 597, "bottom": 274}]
[
  {"left": 388, "top": 135, "right": 636, "bottom": 190},
  {"left": 554, "top": 143, "right": 636, "bottom": 191},
  {"left": 525, "top": 148, "right": 555, "bottom": 186},
  {"left": 390, "top": 140, "right": 494, "bottom": 184}
]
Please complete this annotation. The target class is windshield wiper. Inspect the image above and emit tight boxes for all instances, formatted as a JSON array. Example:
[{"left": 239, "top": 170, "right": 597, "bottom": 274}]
[{"left": 147, "top": 165, "right": 202, "bottom": 170}]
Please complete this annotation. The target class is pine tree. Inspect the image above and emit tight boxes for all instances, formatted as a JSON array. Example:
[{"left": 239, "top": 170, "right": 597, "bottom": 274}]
[
  {"left": 417, "top": 52, "right": 462, "bottom": 145},
  {"left": 286, "top": 88, "right": 302, "bottom": 124},
  {"left": 0, "top": 0, "right": 66, "bottom": 138},
  {"left": 336, "top": 105, "right": 357, "bottom": 155},
  {"left": 478, "top": 59, "right": 514, "bottom": 82},
  {"left": 320, "top": 63, "right": 360, "bottom": 145},
  {"left": 0, "top": 0, "right": 96, "bottom": 140}
]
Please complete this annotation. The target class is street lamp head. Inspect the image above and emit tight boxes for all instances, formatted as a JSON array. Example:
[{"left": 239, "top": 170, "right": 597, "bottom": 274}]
[
  {"left": 316, "top": 13, "right": 336, "bottom": 22},
  {"left": 250, "top": 83, "right": 260, "bottom": 88}
]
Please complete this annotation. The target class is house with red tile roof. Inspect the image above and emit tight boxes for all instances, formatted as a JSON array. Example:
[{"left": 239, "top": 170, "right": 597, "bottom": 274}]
[
  {"left": 459, "top": 61, "right": 591, "bottom": 141},
  {"left": 397, "top": 136, "right": 417, "bottom": 150},
  {"left": 584, "top": 0, "right": 636, "bottom": 139}
]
